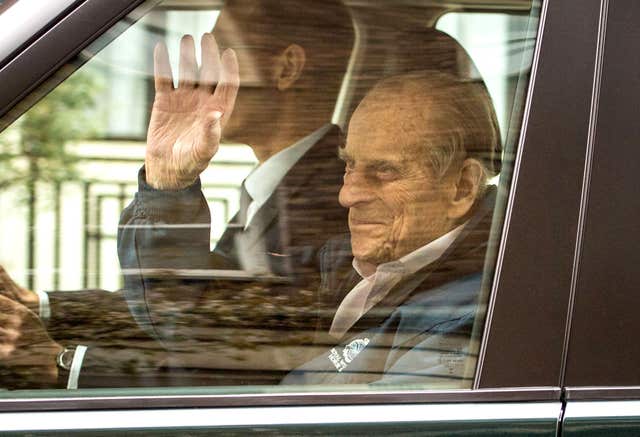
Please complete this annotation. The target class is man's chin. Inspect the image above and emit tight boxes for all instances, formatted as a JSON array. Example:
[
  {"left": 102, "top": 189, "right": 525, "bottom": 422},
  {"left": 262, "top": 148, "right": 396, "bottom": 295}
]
[{"left": 351, "top": 240, "right": 388, "bottom": 266}]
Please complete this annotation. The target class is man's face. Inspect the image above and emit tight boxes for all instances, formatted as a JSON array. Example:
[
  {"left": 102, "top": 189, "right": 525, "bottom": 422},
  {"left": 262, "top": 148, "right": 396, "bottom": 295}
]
[
  {"left": 212, "top": 3, "right": 282, "bottom": 142},
  {"left": 339, "top": 96, "right": 456, "bottom": 266}
]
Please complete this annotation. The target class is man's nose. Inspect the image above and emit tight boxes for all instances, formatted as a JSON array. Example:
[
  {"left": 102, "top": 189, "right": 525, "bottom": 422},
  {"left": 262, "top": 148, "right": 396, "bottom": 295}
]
[{"left": 339, "top": 170, "right": 375, "bottom": 208}]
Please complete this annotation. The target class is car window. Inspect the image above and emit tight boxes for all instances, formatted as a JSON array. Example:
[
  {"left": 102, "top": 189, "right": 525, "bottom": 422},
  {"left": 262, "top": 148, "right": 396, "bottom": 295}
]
[{"left": 0, "top": 0, "right": 538, "bottom": 394}]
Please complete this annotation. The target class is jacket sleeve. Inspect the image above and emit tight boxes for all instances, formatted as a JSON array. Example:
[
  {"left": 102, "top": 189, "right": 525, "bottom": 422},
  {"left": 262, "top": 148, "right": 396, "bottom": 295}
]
[
  {"left": 118, "top": 166, "right": 214, "bottom": 273},
  {"left": 44, "top": 288, "right": 169, "bottom": 388},
  {"left": 46, "top": 289, "right": 140, "bottom": 344},
  {"left": 117, "top": 167, "right": 238, "bottom": 328}
]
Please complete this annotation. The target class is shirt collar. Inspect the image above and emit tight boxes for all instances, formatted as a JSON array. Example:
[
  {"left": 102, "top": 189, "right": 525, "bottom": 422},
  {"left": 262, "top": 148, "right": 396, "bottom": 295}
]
[
  {"left": 352, "top": 222, "right": 467, "bottom": 280},
  {"left": 244, "top": 124, "right": 332, "bottom": 205}
]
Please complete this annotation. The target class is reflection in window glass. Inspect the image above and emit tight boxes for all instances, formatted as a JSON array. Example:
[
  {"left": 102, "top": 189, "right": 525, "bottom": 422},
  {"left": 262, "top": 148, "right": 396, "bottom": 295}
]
[
  {"left": 0, "top": 0, "right": 538, "bottom": 392},
  {"left": 437, "top": 12, "right": 537, "bottom": 142}
]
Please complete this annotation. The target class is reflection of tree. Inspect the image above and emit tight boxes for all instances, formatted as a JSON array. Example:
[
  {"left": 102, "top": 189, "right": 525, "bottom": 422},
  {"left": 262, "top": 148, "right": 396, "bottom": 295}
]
[
  {"left": 0, "top": 70, "right": 101, "bottom": 189},
  {"left": 0, "top": 69, "right": 102, "bottom": 288}
]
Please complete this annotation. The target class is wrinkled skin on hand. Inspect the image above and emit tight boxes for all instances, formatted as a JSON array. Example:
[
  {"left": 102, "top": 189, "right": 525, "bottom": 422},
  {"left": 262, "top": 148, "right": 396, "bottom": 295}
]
[
  {"left": 0, "top": 265, "right": 39, "bottom": 314},
  {"left": 145, "top": 33, "right": 239, "bottom": 190},
  {"left": 0, "top": 295, "right": 62, "bottom": 389}
]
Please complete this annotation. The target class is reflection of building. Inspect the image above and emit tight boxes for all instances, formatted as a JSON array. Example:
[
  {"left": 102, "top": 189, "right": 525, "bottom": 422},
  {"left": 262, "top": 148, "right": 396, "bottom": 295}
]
[
  {"left": 0, "top": 8, "right": 256, "bottom": 292},
  {"left": 0, "top": 141, "right": 255, "bottom": 292},
  {"left": 0, "top": 5, "right": 535, "bottom": 294}
]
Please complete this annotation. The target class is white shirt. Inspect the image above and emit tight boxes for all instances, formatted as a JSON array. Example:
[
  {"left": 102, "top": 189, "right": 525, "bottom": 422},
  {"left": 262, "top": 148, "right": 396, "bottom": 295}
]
[
  {"left": 243, "top": 124, "right": 332, "bottom": 228},
  {"left": 329, "top": 223, "right": 466, "bottom": 338}
]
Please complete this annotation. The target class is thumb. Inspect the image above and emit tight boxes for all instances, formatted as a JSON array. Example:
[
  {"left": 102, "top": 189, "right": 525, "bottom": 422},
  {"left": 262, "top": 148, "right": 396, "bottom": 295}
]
[
  {"left": 207, "top": 110, "right": 224, "bottom": 132},
  {"left": 205, "top": 109, "right": 224, "bottom": 149},
  {"left": 193, "top": 110, "right": 224, "bottom": 165}
]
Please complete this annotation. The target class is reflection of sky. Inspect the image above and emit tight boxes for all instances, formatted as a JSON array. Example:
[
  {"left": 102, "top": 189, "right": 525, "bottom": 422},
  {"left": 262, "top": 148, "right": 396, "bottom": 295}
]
[
  {"left": 437, "top": 13, "right": 537, "bottom": 141},
  {"left": 83, "top": 9, "right": 220, "bottom": 139}
]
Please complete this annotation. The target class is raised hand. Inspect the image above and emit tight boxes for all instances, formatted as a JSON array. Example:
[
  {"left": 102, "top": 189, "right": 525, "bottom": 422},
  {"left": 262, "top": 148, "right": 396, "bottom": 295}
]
[
  {"left": 0, "top": 295, "right": 61, "bottom": 388},
  {"left": 145, "top": 33, "right": 239, "bottom": 190},
  {"left": 0, "top": 265, "right": 38, "bottom": 313}
]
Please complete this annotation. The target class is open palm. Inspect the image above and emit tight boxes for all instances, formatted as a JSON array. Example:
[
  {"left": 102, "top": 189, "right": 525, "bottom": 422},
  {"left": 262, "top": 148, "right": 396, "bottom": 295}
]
[{"left": 146, "top": 33, "right": 239, "bottom": 190}]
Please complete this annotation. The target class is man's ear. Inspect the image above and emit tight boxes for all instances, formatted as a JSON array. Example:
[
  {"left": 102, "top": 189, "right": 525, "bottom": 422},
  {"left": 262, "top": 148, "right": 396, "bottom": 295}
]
[
  {"left": 274, "top": 44, "right": 306, "bottom": 91},
  {"left": 446, "top": 158, "right": 484, "bottom": 220}
]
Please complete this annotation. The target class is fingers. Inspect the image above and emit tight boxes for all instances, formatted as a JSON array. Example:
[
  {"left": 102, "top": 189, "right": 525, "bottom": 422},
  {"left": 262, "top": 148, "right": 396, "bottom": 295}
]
[
  {"left": 199, "top": 33, "right": 221, "bottom": 92},
  {"left": 153, "top": 42, "right": 174, "bottom": 93},
  {"left": 0, "top": 264, "right": 18, "bottom": 295},
  {"left": 0, "top": 296, "right": 23, "bottom": 357},
  {"left": 214, "top": 49, "right": 240, "bottom": 126},
  {"left": 195, "top": 110, "right": 224, "bottom": 161},
  {"left": 0, "top": 295, "right": 28, "bottom": 319},
  {"left": 156, "top": 33, "right": 230, "bottom": 94},
  {"left": 178, "top": 35, "right": 198, "bottom": 89}
]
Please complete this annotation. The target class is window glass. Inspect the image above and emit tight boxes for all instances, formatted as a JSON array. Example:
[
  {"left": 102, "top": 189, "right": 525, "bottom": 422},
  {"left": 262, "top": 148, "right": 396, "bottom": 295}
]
[{"left": 0, "top": 0, "right": 538, "bottom": 392}]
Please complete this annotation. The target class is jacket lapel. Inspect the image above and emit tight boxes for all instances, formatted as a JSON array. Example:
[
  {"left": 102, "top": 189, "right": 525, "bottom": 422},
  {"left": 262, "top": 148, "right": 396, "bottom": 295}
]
[{"left": 328, "top": 187, "right": 497, "bottom": 348}]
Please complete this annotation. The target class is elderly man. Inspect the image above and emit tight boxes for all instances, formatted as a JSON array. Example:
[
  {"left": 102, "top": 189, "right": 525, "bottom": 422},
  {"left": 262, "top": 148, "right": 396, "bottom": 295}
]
[{"left": 282, "top": 70, "right": 502, "bottom": 386}]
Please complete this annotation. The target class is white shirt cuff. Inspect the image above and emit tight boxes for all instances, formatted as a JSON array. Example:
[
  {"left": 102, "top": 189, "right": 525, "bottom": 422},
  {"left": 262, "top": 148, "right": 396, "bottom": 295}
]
[
  {"left": 66, "top": 345, "right": 88, "bottom": 390},
  {"left": 35, "top": 290, "right": 51, "bottom": 322}
]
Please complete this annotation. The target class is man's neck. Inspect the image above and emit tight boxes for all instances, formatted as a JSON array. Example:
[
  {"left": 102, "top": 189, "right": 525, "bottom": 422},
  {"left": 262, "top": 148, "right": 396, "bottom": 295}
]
[
  {"left": 252, "top": 124, "right": 325, "bottom": 163},
  {"left": 251, "top": 97, "right": 333, "bottom": 163}
]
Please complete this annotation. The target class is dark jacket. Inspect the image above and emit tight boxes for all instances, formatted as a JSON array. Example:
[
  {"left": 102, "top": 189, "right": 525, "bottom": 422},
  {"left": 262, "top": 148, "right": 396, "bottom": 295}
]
[{"left": 281, "top": 187, "right": 497, "bottom": 386}]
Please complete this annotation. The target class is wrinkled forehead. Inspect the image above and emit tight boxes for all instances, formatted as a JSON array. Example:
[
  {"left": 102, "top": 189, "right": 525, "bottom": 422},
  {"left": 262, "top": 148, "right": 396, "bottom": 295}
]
[{"left": 346, "top": 91, "right": 438, "bottom": 158}]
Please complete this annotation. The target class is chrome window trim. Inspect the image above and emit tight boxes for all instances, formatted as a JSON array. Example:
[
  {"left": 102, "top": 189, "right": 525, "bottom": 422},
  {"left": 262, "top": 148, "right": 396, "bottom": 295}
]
[
  {"left": 0, "top": 388, "right": 560, "bottom": 412},
  {"left": 473, "top": 0, "right": 548, "bottom": 388},
  {"left": 0, "top": 0, "right": 84, "bottom": 68},
  {"left": 0, "top": 401, "right": 562, "bottom": 431},
  {"left": 565, "top": 400, "right": 640, "bottom": 418}
]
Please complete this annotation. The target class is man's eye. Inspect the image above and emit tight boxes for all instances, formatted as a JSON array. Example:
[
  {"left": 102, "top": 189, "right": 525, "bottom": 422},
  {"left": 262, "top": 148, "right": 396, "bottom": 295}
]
[{"left": 376, "top": 167, "right": 398, "bottom": 180}]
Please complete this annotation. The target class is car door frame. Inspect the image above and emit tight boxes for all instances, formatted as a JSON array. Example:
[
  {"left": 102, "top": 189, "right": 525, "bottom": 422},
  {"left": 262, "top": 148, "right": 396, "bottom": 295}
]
[{"left": 0, "top": 0, "right": 603, "bottom": 432}]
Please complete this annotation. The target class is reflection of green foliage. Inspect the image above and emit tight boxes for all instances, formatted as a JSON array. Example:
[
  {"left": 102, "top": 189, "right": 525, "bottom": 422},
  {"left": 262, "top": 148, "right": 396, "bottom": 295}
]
[{"left": 0, "top": 69, "right": 102, "bottom": 190}]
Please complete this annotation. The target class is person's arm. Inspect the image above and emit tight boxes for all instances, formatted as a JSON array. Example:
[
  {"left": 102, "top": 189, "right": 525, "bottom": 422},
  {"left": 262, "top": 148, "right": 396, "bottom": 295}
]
[
  {"left": 117, "top": 32, "right": 239, "bottom": 329},
  {"left": 118, "top": 30, "right": 239, "bottom": 277},
  {"left": 48, "top": 287, "right": 174, "bottom": 389},
  {"left": 114, "top": 33, "right": 240, "bottom": 345}
]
